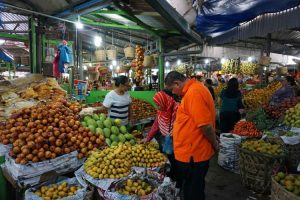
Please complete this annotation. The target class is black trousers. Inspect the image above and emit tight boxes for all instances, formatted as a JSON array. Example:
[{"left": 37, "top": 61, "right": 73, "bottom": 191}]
[
  {"left": 220, "top": 111, "right": 241, "bottom": 133},
  {"left": 176, "top": 159, "right": 209, "bottom": 200}
]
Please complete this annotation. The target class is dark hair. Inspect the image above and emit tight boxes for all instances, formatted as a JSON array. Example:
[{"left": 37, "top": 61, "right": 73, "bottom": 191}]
[
  {"left": 165, "top": 71, "right": 186, "bottom": 86},
  {"left": 286, "top": 76, "right": 296, "bottom": 86},
  {"left": 163, "top": 88, "right": 181, "bottom": 102},
  {"left": 205, "top": 79, "right": 213, "bottom": 85},
  {"left": 113, "top": 75, "right": 129, "bottom": 87},
  {"left": 225, "top": 78, "right": 239, "bottom": 97}
]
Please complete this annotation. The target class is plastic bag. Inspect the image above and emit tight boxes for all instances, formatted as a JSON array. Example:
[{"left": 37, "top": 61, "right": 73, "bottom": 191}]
[
  {"left": 24, "top": 177, "right": 87, "bottom": 200},
  {"left": 99, "top": 171, "right": 162, "bottom": 200},
  {"left": 218, "top": 133, "right": 242, "bottom": 174},
  {"left": 75, "top": 166, "right": 121, "bottom": 190},
  {"left": 162, "top": 135, "right": 173, "bottom": 154}
]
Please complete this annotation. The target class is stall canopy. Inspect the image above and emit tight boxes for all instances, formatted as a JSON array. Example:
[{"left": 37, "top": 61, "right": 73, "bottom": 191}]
[
  {"left": 195, "top": 0, "right": 300, "bottom": 37},
  {"left": 0, "top": 50, "right": 12, "bottom": 62}
]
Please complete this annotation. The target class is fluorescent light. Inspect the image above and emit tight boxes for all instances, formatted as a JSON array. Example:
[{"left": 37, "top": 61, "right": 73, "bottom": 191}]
[
  {"left": 94, "top": 35, "right": 102, "bottom": 47},
  {"left": 247, "top": 56, "right": 253, "bottom": 62},
  {"left": 0, "top": 39, "right": 5, "bottom": 45},
  {"left": 177, "top": 59, "right": 181, "bottom": 65},
  {"left": 165, "top": 61, "right": 170, "bottom": 67},
  {"left": 75, "top": 21, "right": 83, "bottom": 29},
  {"left": 112, "top": 60, "right": 117, "bottom": 66},
  {"left": 205, "top": 59, "right": 209, "bottom": 64}
]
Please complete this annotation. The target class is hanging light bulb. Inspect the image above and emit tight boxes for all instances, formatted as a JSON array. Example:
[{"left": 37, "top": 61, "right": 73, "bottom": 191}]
[
  {"left": 94, "top": 35, "right": 102, "bottom": 47},
  {"left": 205, "top": 59, "right": 209, "bottom": 64},
  {"left": 112, "top": 60, "right": 117, "bottom": 66},
  {"left": 165, "top": 61, "right": 170, "bottom": 67},
  {"left": 177, "top": 59, "right": 181, "bottom": 65},
  {"left": 0, "top": 39, "right": 5, "bottom": 45},
  {"left": 247, "top": 56, "right": 253, "bottom": 62},
  {"left": 221, "top": 58, "right": 226, "bottom": 64},
  {"left": 109, "top": 65, "right": 113, "bottom": 70},
  {"left": 75, "top": 17, "right": 83, "bottom": 29}
]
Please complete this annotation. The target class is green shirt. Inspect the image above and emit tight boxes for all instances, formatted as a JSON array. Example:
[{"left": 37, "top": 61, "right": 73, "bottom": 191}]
[{"left": 220, "top": 90, "right": 244, "bottom": 113}]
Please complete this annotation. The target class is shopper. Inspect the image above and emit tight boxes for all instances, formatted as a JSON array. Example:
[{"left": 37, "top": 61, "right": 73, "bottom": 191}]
[
  {"left": 204, "top": 79, "right": 215, "bottom": 100},
  {"left": 219, "top": 78, "right": 244, "bottom": 133},
  {"left": 271, "top": 76, "right": 296, "bottom": 105},
  {"left": 165, "top": 71, "right": 218, "bottom": 200},
  {"left": 102, "top": 75, "right": 131, "bottom": 125},
  {"left": 142, "top": 90, "right": 179, "bottom": 181}
]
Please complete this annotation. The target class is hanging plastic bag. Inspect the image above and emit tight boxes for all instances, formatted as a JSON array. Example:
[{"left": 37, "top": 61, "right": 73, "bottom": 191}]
[{"left": 162, "top": 135, "right": 173, "bottom": 154}]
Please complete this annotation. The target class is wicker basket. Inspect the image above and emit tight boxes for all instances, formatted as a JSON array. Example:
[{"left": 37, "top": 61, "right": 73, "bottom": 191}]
[
  {"left": 286, "top": 143, "right": 300, "bottom": 172},
  {"left": 143, "top": 51, "right": 154, "bottom": 67},
  {"left": 21, "top": 56, "right": 29, "bottom": 65},
  {"left": 124, "top": 44, "right": 135, "bottom": 59},
  {"left": 95, "top": 47, "right": 106, "bottom": 61},
  {"left": 271, "top": 176, "right": 300, "bottom": 200},
  {"left": 239, "top": 147, "right": 285, "bottom": 194},
  {"left": 13, "top": 56, "right": 21, "bottom": 64},
  {"left": 266, "top": 137, "right": 300, "bottom": 172},
  {"left": 106, "top": 45, "right": 117, "bottom": 60},
  {"left": 259, "top": 56, "right": 271, "bottom": 65}
]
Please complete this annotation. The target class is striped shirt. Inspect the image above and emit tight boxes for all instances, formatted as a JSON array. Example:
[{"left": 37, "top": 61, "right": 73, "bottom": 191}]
[{"left": 103, "top": 90, "right": 131, "bottom": 125}]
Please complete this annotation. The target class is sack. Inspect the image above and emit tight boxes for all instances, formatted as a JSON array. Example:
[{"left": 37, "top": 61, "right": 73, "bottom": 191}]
[
  {"left": 162, "top": 135, "right": 173, "bottom": 154},
  {"left": 218, "top": 133, "right": 242, "bottom": 173}
]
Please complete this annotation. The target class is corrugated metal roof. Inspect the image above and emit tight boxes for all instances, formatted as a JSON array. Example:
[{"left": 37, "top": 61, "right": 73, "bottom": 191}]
[{"left": 0, "top": 12, "right": 28, "bottom": 32}]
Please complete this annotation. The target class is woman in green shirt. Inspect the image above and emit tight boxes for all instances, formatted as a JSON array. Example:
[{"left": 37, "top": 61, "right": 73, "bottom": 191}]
[{"left": 219, "top": 78, "right": 244, "bottom": 133}]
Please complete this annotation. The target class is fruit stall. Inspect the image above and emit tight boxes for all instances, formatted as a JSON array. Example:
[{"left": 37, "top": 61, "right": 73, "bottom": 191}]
[
  {"left": 0, "top": 76, "right": 173, "bottom": 200},
  {"left": 217, "top": 79, "right": 300, "bottom": 198}
]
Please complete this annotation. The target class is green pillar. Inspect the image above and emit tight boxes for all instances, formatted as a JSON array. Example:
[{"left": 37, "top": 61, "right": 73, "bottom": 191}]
[
  {"left": 29, "top": 17, "right": 37, "bottom": 73},
  {"left": 42, "top": 34, "right": 46, "bottom": 63},
  {"left": 158, "top": 38, "right": 164, "bottom": 90}
]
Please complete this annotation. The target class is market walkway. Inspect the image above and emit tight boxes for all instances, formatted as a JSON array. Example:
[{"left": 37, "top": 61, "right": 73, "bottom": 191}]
[{"left": 206, "top": 156, "right": 270, "bottom": 200}]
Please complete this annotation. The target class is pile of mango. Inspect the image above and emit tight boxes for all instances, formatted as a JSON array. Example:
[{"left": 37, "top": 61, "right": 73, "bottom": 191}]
[{"left": 244, "top": 82, "right": 282, "bottom": 109}]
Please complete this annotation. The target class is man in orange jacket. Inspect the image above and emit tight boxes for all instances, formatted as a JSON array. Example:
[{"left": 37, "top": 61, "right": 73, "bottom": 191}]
[{"left": 165, "top": 71, "right": 219, "bottom": 200}]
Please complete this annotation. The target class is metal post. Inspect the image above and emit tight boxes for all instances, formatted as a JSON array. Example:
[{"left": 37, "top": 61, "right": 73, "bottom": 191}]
[
  {"left": 266, "top": 33, "right": 271, "bottom": 57},
  {"left": 29, "top": 17, "right": 37, "bottom": 73},
  {"left": 42, "top": 34, "right": 46, "bottom": 63},
  {"left": 158, "top": 37, "right": 164, "bottom": 90}
]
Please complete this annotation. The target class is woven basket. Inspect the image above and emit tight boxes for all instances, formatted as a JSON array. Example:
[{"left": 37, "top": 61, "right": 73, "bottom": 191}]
[
  {"left": 14, "top": 56, "right": 21, "bottom": 64},
  {"left": 271, "top": 176, "right": 300, "bottom": 200},
  {"left": 143, "top": 51, "right": 154, "bottom": 67},
  {"left": 239, "top": 147, "right": 285, "bottom": 194},
  {"left": 21, "top": 56, "right": 29, "bottom": 65},
  {"left": 124, "top": 44, "right": 135, "bottom": 59},
  {"left": 259, "top": 56, "right": 271, "bottom": 65},
  {"left": 286, "top": 143, "right": 300, "bottom": 172},
  {"left": 95, "top": 47, "right": 106, "bottom": 61},
  {"left": 266, "top": 137, "right": 300, "bottom": 172},
  {"left": 106, "top": 45, "right": 117, "bottom": 60}
]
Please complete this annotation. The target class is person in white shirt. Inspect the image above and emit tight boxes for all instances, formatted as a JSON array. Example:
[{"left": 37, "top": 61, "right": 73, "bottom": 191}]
[{"left": 103, "top": 76, "right": 132, "bottom": 125}]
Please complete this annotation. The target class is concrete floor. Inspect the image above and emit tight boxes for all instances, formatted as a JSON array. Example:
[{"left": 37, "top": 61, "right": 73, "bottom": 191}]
[{"left": 205, "top": 156, "right": 270, "bottom": 200}]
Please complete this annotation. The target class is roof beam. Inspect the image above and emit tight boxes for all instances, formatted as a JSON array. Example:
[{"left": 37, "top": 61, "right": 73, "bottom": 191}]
[
  {"left": 143, "top": 0, "right": 203, "bottom": 45},
  {"left": 113, "top": 4, "right": 159, "bottom": 37},
  {"left": 1, "top": 20, "right": 28, "bottom": 24},
  {"left": 0, "top": 32, "right": 28, "bottom": 41},
  {"left": 90, "top": 14, "right": 123, "bottom": 25},
  {"left": 80, "top": 17, "right": 146, "bottom": 31},
  {"left": 54, "top": 0, "right": 112, "bottom": 18}
]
